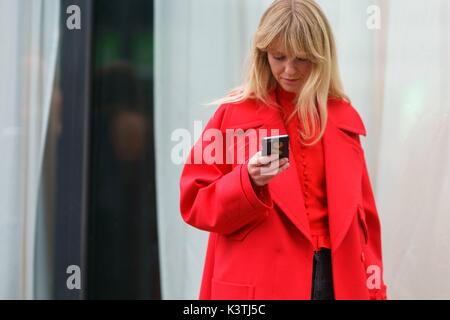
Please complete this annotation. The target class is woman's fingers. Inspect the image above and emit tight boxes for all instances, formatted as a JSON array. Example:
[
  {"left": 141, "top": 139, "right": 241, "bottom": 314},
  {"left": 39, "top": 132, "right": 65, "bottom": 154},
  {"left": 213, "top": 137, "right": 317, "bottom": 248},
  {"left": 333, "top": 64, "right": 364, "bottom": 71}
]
[
  {"left": 258, "top": 158, "right": 289, "bottom": 176},
  {"left": 249, "top": 151, "right": 282, "bottom": 167},
  {"left": 249, "top": 151, "right": 277, "bottom": 167},
  {"left": 248, "top": 152, "right": 290, "bottom": 187},
  {"left": 256, "top": 153, "right": 280, "bottom": 166}
]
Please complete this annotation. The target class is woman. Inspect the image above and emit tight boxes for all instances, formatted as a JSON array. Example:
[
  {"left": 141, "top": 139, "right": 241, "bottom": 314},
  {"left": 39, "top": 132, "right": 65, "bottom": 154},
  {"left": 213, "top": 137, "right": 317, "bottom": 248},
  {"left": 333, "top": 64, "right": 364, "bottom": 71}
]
[{"left": 179, "top": 0, "right": 387, "bottom": 300}]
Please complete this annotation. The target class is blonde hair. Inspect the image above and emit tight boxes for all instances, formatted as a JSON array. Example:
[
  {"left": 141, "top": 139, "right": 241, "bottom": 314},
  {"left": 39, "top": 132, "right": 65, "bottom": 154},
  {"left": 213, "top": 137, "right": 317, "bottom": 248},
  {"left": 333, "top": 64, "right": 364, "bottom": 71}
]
[{"left": 207, "top": 0, "right": 349, "bottom": 146}]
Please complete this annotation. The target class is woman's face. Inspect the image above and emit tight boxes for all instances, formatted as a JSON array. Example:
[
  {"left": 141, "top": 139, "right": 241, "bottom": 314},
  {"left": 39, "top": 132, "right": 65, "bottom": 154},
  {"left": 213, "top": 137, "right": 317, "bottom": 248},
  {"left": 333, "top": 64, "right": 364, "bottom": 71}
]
[{"left": 267, "top": 40, "right": 313, "bottom": 94}]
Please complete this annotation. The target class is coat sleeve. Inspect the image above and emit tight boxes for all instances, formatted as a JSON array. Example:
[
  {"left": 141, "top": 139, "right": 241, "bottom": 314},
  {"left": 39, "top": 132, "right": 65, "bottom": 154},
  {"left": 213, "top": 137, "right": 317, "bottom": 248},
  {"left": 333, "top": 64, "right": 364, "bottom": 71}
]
[
  {"left": 360, "top": 150, "right": 388, "bottom": 300},
  {"left": 179, "top": 104, "right": 274, "bottom": 237}
]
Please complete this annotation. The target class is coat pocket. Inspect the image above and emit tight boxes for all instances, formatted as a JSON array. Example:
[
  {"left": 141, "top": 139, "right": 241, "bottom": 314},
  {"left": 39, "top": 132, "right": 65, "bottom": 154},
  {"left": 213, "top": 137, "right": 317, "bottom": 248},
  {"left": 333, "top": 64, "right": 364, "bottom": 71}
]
[
  {"left": 211, "top": 278, "right": 255, "bottom": 300},
  {"left": 357, "top": 205, "right": 369, "bottom": 245}
]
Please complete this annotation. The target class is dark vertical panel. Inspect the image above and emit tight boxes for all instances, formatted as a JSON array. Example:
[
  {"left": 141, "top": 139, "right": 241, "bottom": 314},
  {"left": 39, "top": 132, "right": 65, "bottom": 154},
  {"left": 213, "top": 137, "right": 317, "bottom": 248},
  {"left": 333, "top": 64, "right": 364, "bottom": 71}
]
[
  {"left": 54, "top": 0, "right": 93, "bottom": 300},
  {"left": 87, "top": 0, "right": 160, "bottom": 299}
]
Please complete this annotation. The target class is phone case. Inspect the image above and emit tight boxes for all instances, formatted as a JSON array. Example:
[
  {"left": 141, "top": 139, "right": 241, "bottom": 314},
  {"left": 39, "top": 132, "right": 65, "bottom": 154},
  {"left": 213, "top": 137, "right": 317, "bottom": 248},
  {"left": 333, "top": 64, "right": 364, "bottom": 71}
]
[{"left": 261, "top": 135, "right": 289, "bottom": 158}]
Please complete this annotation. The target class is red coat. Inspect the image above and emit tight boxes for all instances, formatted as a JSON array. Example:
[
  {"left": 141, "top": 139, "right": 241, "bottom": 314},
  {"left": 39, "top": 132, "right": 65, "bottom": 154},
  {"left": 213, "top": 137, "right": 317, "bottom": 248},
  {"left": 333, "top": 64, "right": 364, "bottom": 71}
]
[{"left": 179, "top": 91, "right": 387, "bottom": 300}]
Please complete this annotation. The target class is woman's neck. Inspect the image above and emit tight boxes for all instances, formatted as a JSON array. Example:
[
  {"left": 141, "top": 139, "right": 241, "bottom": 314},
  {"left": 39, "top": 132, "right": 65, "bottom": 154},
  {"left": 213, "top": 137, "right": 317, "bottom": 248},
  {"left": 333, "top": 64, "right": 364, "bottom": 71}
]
[{"left": 276, "top": 85, "right": 298, "bottom": 106}]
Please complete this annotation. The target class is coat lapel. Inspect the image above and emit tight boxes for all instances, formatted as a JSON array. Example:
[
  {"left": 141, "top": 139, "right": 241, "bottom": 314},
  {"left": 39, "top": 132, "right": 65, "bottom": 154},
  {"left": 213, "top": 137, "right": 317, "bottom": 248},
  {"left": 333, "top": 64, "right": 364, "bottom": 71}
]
[
  {"left": 323, "top": 110, "right": 366, "bottom": 252},
  {"left": 254, "top": 93, "right": 366, "bottom": 251},
  {"left": 255, "top": 94, "right": 312, "bottom": 244}
]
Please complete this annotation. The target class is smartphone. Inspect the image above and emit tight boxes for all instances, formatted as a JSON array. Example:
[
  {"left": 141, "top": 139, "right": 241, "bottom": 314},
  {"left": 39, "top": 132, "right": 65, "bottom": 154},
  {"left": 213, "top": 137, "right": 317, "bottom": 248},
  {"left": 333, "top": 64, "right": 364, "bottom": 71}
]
[{"left": 261, "top": 134, "right": 289, "bottom": 159}]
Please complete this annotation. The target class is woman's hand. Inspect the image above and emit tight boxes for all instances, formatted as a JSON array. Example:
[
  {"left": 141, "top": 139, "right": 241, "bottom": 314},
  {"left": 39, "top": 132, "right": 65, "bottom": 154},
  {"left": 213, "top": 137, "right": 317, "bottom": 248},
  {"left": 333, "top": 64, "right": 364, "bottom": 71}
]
[{"left": 247, "top": 151, "right": 289, "bottom": 187}]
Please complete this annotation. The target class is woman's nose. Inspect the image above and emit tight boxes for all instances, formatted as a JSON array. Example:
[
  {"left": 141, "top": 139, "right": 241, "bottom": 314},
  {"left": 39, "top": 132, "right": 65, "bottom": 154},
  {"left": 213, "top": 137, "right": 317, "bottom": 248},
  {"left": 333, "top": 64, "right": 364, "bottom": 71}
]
[{"left": 284, "top": 62, "right": 297, "bottom": 75}]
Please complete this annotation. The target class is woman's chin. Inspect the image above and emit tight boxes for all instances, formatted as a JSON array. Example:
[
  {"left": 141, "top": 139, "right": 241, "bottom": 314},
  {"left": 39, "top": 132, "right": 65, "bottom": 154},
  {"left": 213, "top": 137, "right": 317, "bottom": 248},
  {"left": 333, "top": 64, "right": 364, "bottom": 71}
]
[{"left": 280, "top": 84, "right": 300, "bottom": 93}]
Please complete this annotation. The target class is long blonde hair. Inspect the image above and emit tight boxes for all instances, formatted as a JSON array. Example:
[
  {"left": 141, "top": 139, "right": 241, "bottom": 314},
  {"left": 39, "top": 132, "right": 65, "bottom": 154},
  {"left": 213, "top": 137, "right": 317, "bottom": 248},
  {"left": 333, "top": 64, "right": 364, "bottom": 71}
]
[{"left": 207, "top": 0, "right": 349, "bottom": 146}]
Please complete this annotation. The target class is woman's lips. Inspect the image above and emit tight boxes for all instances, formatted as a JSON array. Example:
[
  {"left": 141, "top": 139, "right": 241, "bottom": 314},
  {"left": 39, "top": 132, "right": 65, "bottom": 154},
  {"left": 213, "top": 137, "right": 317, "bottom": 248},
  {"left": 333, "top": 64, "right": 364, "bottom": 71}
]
[{"left": 282, "top": 78, "right": 299, "bottom": 83}]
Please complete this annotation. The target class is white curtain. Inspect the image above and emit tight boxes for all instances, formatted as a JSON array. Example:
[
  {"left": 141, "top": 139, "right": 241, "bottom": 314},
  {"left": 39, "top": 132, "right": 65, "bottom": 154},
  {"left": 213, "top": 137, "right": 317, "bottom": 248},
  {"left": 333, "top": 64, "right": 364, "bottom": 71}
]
[
  {"left": 155, "top": 0, "right": 450, "bottom": 299},
  {"left": 155, "top": 0, "right": 272, "bottom": 299},
  {"left": 376, "top": 0, "right": 450, "bottom": 299},
  {"left": 0, "top": 0, "right": 60, "bottom": 299}
]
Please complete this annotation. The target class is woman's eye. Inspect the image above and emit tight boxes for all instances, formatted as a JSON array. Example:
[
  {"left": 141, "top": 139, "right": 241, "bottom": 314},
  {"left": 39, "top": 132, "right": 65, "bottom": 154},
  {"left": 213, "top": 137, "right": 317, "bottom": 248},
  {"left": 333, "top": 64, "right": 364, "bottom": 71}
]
[{"left": 273, "top": 55, "right": 307, "bottom": 62}]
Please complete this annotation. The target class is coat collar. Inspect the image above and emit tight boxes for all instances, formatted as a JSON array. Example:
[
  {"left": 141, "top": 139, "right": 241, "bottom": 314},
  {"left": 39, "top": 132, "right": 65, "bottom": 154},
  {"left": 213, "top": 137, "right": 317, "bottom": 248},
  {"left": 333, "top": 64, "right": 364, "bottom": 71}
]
[
  {"left": 256, "top": 89, "right": 366, "bottom": 251},
  {"left": 263, "top": 87, "right": 367, "bottom": 136}
]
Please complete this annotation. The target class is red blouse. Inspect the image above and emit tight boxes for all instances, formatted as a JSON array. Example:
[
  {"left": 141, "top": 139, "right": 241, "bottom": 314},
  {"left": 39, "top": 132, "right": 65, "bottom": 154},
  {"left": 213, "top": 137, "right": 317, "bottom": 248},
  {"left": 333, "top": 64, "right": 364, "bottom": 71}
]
[{"left": 276, "top": 86, "right": 331, "bottom": 251}]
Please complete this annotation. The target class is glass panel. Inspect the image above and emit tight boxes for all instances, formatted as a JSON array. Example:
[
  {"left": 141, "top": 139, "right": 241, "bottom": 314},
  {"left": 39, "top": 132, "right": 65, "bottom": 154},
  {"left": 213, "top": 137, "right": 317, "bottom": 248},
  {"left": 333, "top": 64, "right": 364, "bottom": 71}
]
[{"left": 87, "top": 0, "right": 160, "bottom": 299}]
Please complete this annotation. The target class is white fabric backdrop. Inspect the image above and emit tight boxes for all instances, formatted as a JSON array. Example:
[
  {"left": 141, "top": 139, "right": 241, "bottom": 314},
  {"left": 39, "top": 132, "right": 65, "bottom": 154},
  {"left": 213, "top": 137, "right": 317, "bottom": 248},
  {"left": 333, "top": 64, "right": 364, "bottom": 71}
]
[
  {"left": 377, "top": 0, "right": 450, "bottom": 299},
  {"left": 0, "top": 0, "right": 59, "bottom": 299},
  {"left": 155, "top": 0, "right": 273, "bottom": 300},
  {"left": 155, "top": 0, "right": 450, "bottom": 299}
]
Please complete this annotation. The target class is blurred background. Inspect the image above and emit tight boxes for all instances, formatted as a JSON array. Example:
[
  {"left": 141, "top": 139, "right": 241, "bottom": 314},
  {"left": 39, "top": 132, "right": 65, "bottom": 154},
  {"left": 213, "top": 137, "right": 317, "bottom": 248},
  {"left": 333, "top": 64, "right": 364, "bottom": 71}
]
[{"left": 0, "top": 0, "right": 449, "bottom": 299}]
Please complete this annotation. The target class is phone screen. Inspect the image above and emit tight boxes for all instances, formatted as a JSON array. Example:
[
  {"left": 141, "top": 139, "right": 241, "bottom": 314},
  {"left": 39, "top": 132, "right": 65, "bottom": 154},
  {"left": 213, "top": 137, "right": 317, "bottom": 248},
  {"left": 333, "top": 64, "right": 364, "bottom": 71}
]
[{"left": 261, "top": 134, "right": 289, "bottom": 158}]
